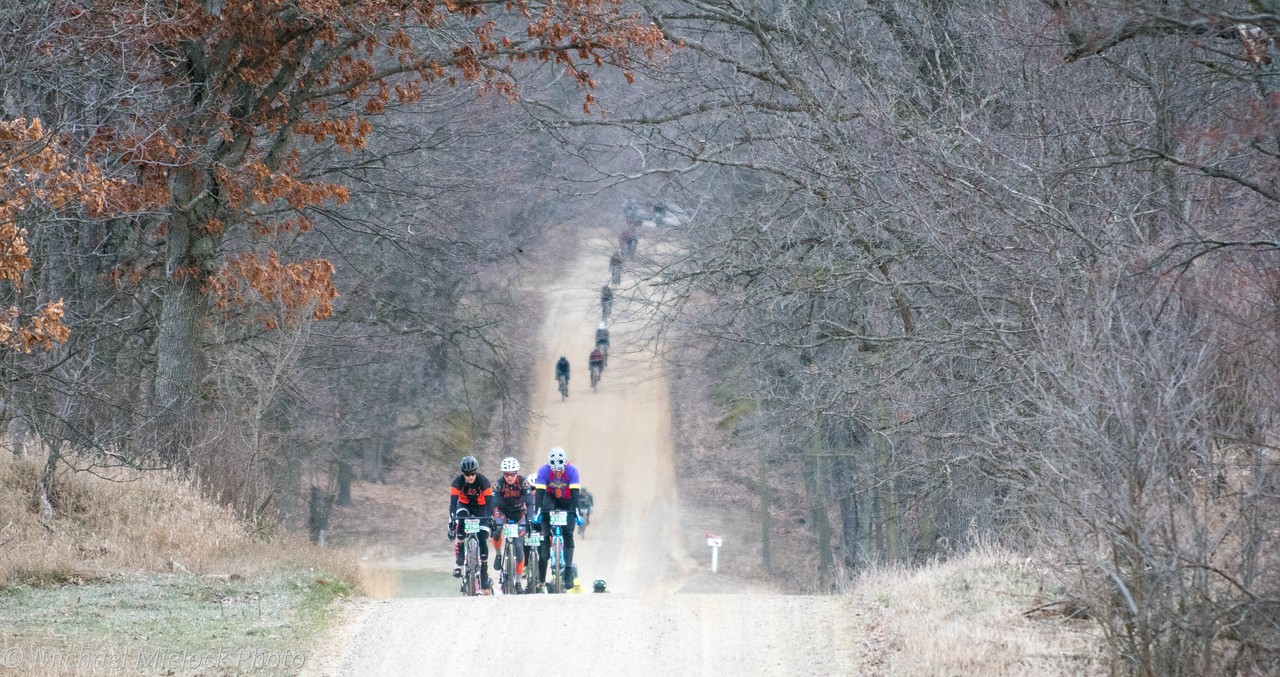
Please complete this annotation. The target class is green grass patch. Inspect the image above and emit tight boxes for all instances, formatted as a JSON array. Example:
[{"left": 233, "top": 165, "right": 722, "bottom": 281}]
[{"left": 0, "top": 567, "right": 353, "bottom": 675}]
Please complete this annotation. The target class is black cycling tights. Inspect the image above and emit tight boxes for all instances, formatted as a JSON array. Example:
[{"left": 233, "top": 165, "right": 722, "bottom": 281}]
[{"left": 455, "top": 529, "right": 490, "bottom": 566}]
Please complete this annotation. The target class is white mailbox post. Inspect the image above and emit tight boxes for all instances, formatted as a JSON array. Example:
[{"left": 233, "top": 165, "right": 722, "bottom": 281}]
[{"left": 706, "top": 533, "right": 722, "bottom": 573}]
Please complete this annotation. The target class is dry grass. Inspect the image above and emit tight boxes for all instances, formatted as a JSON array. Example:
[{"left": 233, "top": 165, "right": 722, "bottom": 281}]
[
  {"left": 0, "top": 451, "right": 358, "bottom": 588},
  {"left": 849, "top": 546, "right": 1104, "bottom": 677}
]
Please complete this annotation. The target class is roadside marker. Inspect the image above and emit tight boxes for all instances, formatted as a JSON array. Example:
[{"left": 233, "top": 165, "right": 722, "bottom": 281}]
[{"left": 706, "top": 533, "right": 722, "bottom": 573}]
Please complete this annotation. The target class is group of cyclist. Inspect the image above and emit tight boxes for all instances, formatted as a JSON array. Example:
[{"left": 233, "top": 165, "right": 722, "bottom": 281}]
[
  {"left": 555, "top": 322, "right": 610, "bottom": 398},
  {"left": 446, "top": 448, "right": 604, "bottom": 594}
]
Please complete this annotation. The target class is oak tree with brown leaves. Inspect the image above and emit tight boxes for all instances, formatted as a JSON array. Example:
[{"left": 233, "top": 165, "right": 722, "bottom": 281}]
[{"left": 23, "top": 0, "right": 664, "bottom": 462}]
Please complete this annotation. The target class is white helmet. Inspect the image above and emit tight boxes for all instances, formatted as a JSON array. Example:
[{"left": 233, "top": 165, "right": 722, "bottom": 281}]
[
  {"left": 548, "top": 447, "right": 567, "bottom": 469},
  {"left": 598, "top": 323, "right": 607, "bottom": 330},
  {"left": 500, "top": 457, "right": 520, "bottom": 473}
]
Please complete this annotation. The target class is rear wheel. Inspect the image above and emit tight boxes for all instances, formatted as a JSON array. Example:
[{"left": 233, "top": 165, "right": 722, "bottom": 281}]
[{"left": 558, "top": 375, "right": 568, "bottom": 401}]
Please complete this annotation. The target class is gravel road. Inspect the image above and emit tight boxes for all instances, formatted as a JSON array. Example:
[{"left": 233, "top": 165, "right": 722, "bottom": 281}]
[{"left": 303, "top": 232, "right": 866, "bottom": 676}]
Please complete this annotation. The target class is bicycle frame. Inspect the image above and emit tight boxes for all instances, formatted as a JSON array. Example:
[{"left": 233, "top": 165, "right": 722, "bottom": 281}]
[
  {"left": 548, "top": 510, "right": 568, "bottom": 594},
  {"left": 462, "top": 518, "right": 482, "bottom": 596},
  {"left": 524, "top": 529, "right": 542, "bottom": 593},
  {"left": 498, "top": 520, "right": 519, "bottom": 595}
]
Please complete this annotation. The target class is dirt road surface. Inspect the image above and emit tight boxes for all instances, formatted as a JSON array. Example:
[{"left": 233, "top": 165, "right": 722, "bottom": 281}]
[{"left": 306, "top": 232, "right": 866, "bottom": 676}]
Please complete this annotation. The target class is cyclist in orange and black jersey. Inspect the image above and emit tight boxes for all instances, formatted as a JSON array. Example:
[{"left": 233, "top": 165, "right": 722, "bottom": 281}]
[{"left": 448, "top": 455, "right": 494, "bottom": 589}]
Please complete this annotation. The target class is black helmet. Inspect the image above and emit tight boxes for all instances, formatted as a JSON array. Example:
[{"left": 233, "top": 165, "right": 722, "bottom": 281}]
[
  {"left": 460, "top": 456, "right": 479, "bottom": 473},
  {"left": 592, "top": 579, "right": 607, "bottom": 593}
]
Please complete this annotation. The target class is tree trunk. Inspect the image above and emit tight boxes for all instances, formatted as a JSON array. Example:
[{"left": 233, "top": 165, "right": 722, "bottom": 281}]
[
  {"left": 9, "top": 416, "right": 27, "bottom": 458},
  {"left": 804, "top": 431, "right": 835, "bottom": 591},
  {"left": 308, "top": 485, "right": 335, "bottom": 545},
  {"left": 154, "top": 276, "right": 205, "bottom": 465},
  {"left": 833, "top": 450, "right": 864, "bottom": 570},
  {"left": 874, "top": 401, "right": 901, "bottom": 564},
  {"left": 757, "top": 442, "right": 772, "bottom": 574},
  {"left": 336, "top": 445, "right": 354, "bottom": 506},
  {"left": 154, "top": 167, "right": 215, "bottom": 466}
]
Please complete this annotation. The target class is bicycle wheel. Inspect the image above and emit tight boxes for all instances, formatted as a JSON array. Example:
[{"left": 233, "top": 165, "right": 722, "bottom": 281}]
[
  {"left": 502, "top": 541, "right": 517, "bottom": 595},
  {"left": 550, "top": 535, "right": 565, "bottom": 594},
  {"left": 580, "top": 511, "right": 588, "bottom": 537},
  {"left": 558, "top": 375, "right": 568, "bottom": 401},
  {"left": 464, "top": 536, "right": 480, "bottom": 596}
]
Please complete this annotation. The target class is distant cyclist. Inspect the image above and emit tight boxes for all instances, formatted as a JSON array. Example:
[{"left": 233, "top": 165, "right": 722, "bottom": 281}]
[
  {"left": 595, "top": 323, "right": 610, "bottom": 366},
  {"left": 609, "top": 252, "right": 622, "bottom": 285},
  {"left": 589, "top": 347, "right": 604, "bottom": 386},
  {"left": 601, "top": 285, "right": 613, "bottom": 320},
  {"left": 531, "top": 447, "right": 583, "bottom": 592},
  {"left": 579, "top": 487, "right": 595, "bottom": 526},
  {"left": 448, "top": 456, "right": 494, "bottom": 590},
  {"left": 492, "top": 457, "right": 534, "bottom": 594},
  {"left": 555, "top": 355, "right": 570, "bottom": 397},
  {"left": 621, "top": 228, "right": 638, "bottom": 257}
]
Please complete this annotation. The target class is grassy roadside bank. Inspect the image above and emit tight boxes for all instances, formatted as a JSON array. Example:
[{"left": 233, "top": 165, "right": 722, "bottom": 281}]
[
  {"left": 0, "top": 453, "right": 359, "bottom": 676},
  {"left": 0, "top": 569, "right": 350, "bottom": 676},
  {"left": 849, "top": 546, "right": 1104, "bottom": 676}
]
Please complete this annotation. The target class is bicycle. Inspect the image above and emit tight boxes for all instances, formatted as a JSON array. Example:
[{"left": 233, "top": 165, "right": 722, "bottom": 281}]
[
  {"left": 557, "top": 373, "right": 568, "bottom": 401},
  {"left": 547, "top": 510, "right": 569, "bottom": 594},
  {"left": 601, "top": 296, "right": 612, "bottom": 320},
  {"left": 453, "top": 510, "right": 490, "bottom": 596},
  {"left": 590, "top": 362, "right": 602, "bottom": 391},
  {"left": 579, "top": 491, "right": 594, "bottom": 537},
  {"left": 524, "top": 529, "right": 542, "bottom": 594},
  {"left": 497, "top": 520, "right": 520, "bottom": 595}
]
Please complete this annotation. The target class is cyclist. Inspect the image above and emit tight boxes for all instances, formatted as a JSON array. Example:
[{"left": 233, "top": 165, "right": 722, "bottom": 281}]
[
  {"left": 595, "top": 323, "right": 610, "bottom": 367},
  {"left": 592, "top": 579, "right": 609, "bottom": 593},
  {"left": 579, "top": 487, "right": 595, "bottom": 526},
  {"left": 601, "top": 285, "right": 613, "bottom": 319},
  {"left": 555, "top": 356, "right": 570, "bottom": 396},
  {"left": 622, "top": 228, "right": 638, "bottom": 257},
  {"left": 609, "top": 252, "right": 622, "bottom": 285},
  {"left": 448, "top": 455, "right": 494, "bottom": 590},
  {"left": 491, "top": 457, "right": 534, "bottom": 594},
  {"left": 589, "top": 347, "right": 604, "bottom": 385},
  {"left": 531, "top": 446, "right": 583, "bottom": 592}
]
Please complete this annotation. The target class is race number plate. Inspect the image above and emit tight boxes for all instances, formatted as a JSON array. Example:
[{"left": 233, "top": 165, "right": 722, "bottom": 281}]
[
  {"left": 463, "top": 518, "right": 480, "bottom": 534},
  {"left": 549, "top": 511, "right": 568, "bottom": 526},
  {"left": 503, "top": 523, "right": 519, "bottom": 538},
  {"left": 526, "top": 532, "right": 543, "bottom": 546}
]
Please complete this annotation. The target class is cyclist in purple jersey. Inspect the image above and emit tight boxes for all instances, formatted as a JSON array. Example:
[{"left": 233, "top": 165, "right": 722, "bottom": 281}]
[{"left": 530, "top": 446, "right": 582, "bottom": 591}]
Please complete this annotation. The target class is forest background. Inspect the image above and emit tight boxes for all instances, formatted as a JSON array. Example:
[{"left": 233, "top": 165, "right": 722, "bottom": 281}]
[{"left": 2, "top": 1, "right": 1279, "bottom": 674}]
